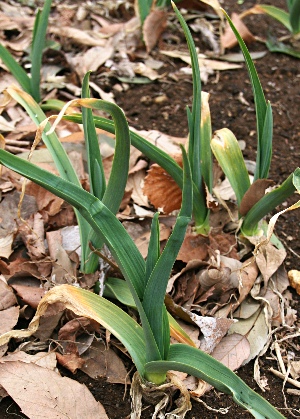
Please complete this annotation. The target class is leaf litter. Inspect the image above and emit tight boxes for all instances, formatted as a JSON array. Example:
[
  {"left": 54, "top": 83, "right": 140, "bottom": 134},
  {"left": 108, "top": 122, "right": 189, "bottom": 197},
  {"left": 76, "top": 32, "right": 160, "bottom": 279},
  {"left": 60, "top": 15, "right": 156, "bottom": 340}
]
[{"left": 0, "top": 1, "right": 299, "bottom": 417}]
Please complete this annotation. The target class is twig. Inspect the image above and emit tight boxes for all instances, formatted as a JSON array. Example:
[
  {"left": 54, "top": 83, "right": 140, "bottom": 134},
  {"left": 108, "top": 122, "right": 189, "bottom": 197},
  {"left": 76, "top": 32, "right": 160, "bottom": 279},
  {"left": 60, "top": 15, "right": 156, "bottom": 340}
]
[
  {"left": 270, "top": 368, "right": 300, "bottom": 389},
  {"left": 274, "top": 342, "right": 286, "bottom": 374}
]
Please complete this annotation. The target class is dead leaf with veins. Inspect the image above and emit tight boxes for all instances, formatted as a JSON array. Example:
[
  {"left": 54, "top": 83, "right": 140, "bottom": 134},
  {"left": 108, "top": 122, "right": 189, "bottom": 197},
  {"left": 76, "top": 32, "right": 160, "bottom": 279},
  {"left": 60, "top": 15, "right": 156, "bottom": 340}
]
[
  {"left": 144, "top": 154, "right": 183, "bottom": 214},
  {"left": 0, "top": 361, "right": 109, "bottom": 418}
]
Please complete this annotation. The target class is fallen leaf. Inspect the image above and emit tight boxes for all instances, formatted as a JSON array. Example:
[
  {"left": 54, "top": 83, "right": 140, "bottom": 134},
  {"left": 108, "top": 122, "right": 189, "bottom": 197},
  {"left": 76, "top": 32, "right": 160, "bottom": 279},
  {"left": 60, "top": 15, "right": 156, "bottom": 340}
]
[
  {"left": 143, "top": 9, "right": 167, "bottom": 53},
  {"left": 25, "top": 181, "right": 64, "bottom": 217},
  {"left": 17, "top": 212, "right": 46, "bottom": 259},
  {"left": 2, "top": 351, "right": 57, "bottom": 371},
  {"left": 0, "top": 306, "right": 19, "bottom": 335},
  {"left": 127, "top": 170, "right": 149, "bottom": 207},
  {"left": 221, "top": 13, "right": 255, "bottom": 50},
  {"left": 49, "top": 25, "right": 107, "bottom": 47},
  {"left": 239, "top": 179, "right": 274, "bottom": 216},
  {"left": 177, "top": 233, "right": 209, "bottom": 263},
  {"left": 81, "top": 341, "right": 129, "bottom": 384},
  {"left": 187, "top": 311, "right": 235, "bottom": 353},
  {"left": 211, "top": 333, "right": 251, "bottom": 370},
  {"left": 46, "top": 230, "right": 77, "bottom": 284},
  {"left": 290, "top": 361, "right": 300, "bottom": 380},
  {"left": 0, "top": 361, "right": 108, "bottom": 418},
  {"left": 143, "top": 154, "right": 183, "bottom": 214},
  {"left": 228, "top": 308, "right": 269, "bottom": 365},
  {"left": 255, "top": 243, "right": 286, "bottom": 289},
  {"left": 0, "top": 234, "right": 14, "bottom": 259},
  {"left": 0, "top": 281, "right": 17, "bottom": 310},
  {"left": 11, "top": 284, "right": 46, "bottom": 310}
]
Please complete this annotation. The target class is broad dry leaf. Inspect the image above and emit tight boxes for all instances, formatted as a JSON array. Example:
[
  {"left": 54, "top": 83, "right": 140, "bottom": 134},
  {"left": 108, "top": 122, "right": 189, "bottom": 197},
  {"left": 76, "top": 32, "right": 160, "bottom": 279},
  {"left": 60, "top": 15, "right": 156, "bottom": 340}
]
[
  {"left": 228, "top": 308, "right": 269, "bottom": 365},
  {"left": 255, "top": 242, "right": 286, "bottom": 289},
  {"left": 127, "top": 170, "right": 149, "bottom": 207},
  {"left": 160, "top": 50, "right": 242, "bottom": 75},
  {"left": 144, "top": 154, "right": 182, "bottom": 214},
  {"left": 67, "top": 45, "right": 114, "bottom": 80},
  {"left": 25, "top": 182, "right": 64, "bottom": 217},
  {"left": 133, "top": 128, "right": 185, "bottom": 155},
  {"left": 233, "top": 297, "right": 261, "bottom": 320},
  {"left": 46, "top": 230, "right": 77, "bottom": 284},
  {"left": 17, "top": 212, "right": 46, "bottom": 259},
  {"left": 239, "top": 179, "right": 274, "bottom": 216},
  {"left": 0, "top": 234, "right": 14, "bottom": 259},
  {"left": 0, "top": 361, "right": 108, "bottom": 418},
  {"left": 11, "top": 284, "right": 46, "bottom": 310},
  {"left": 290, "top": 361, "right": 300, "bottom": 380},
  {"left": 177, "top": 233, "right": 209, "bottom": 263},
  {"left": 2, "top": 351, "right": 57, "bottom": 371},
  {"left": 0, "top": 306, "right": 19, "bottom": 335},
  {"left": 221, "top": 13, "right": 255, "bottom": 49},
  {"left": 81, "top": 341, "right": 129, "bottom": 384},
  {"left": 143, "top": 9, "right": 167, "bottom": 53},
  {"left": 0, "top": 281, "right": 17, "bottom": 310},
  {"left": 188, "top": 312, "right": 235, "bottom": 353},
  {"left": 211, "top": 333, "right": 251, "bottom": 370},
  {"left": 49, "top": 26, "right": 107, "bottom": 47}
]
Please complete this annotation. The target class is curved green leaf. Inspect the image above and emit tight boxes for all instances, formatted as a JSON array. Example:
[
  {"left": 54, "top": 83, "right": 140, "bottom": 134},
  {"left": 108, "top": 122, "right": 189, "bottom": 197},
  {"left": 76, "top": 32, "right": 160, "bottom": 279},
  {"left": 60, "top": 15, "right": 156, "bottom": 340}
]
[
  {"left": 222, "top": 9, "right": 272, "bottom": 181},
  {"left": 142, "top": 147, "right": 192, "bottom": 358},
  {"left": 0, "top": 149, "right": 161, "bottom": 363},
  {"left": 145, "top": 343, "right": 285, "bottom": 418},
  {"left": 82, "top": 72, "right": 105, "bottom": 200},
  {"left": 0, "top": 45, "right": 31, "bottom": 93},
  {"left": 30, "top": 0, "right": 52, "bottom": 102},
  {"left": 257, "top": 5, "right": 292, "bottom": 32},
  {"left": 63, "top": 113, "right": 208, "bottom": 232}
]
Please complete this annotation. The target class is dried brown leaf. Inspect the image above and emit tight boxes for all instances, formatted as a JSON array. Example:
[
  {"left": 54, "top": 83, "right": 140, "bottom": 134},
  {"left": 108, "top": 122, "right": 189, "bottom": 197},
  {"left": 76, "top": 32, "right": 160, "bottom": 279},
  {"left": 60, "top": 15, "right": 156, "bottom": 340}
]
[
  {"left": 177, "top": 233, "right": 209, "bottom": 263},
  {"left": 10, "top": 284, "right": 46, "bottom": 310},
  {"left": 17, "top": 212, "right": 46, "bottom": 259},
  {"left": 0, "top": 306, "right": 19, "bottom": 335},
  {"left": 143, "top": 9, "right": 167, "bottom": 53},
  {"left": 255, "top": 243, "right": 286, "bottom": 289},
  {"left": 143, "top": 155, "right": 183, "bottom": 214},
  {"left": 25, "top": 182, "right": 64, "bottom": 217},
  {"left": 211, "top": 333, "right": 251, "bottom": 370},
  {"left": 188, "top": 312, "right": 235, "bottom": 353},
  {"left": 209, "top": 233, "right": 238, "bottom": 259},
  {"left": 49, "top": 26, "right": 107, "bottom": 47},
  {"left": 0, "top": 281, "right": 17, "bottom": 311},
  {"left": 47, "top": 230, "right": 77, "bottom": 283},
  {"left": 0, "top": 361, "right": 108, "bottom": 418},
  {"left": 228, "top": 308, "right": 269, "bottom": 364},
  {"left": 2, "top": 351, "right": 57, "bottom": 371},
  {"left": 221, "top": 13, "right": 255, "bottom": 49},
  {"left": 81, "top": 341, "right": 129, "bottom": 384},
  {"left": 239, "top": 179, "right": 274, "bottom": 216}
]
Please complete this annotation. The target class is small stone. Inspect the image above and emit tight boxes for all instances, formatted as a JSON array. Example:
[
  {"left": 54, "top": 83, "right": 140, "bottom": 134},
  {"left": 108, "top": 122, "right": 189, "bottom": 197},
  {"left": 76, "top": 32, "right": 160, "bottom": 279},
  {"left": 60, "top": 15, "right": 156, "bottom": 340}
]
[
  {"left": 154, "top": 94, "right": 168, "bottom": 104},
  {"left": 140, "top": 95, "right": 153, "bottom": 105},
  {"left": 288, "top": 270, "right": 300, "bottom": 295}
]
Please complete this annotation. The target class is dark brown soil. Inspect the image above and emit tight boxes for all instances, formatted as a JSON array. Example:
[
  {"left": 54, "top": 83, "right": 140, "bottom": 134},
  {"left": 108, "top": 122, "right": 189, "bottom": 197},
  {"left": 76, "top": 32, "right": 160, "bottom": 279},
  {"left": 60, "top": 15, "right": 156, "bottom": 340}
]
[{"left": 0, "top": 0, "right": 299, "bottom": 418}]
